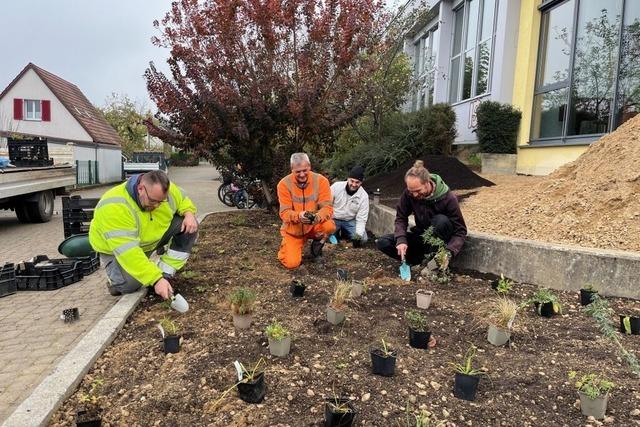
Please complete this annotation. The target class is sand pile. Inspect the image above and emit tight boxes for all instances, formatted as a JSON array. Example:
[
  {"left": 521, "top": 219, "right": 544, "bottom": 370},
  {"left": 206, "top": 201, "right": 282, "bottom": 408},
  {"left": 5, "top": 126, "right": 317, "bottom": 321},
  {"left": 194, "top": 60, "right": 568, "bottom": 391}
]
[{"left": 461, "top": 114, "right": 640, "bottom": 252}]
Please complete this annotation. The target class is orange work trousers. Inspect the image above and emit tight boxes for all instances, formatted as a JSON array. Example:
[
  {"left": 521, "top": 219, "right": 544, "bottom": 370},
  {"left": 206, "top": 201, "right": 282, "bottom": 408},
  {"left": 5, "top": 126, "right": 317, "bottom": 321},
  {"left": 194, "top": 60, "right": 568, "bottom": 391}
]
[{"left": 278, "top": 220, "right": 336, "bottom": 269}]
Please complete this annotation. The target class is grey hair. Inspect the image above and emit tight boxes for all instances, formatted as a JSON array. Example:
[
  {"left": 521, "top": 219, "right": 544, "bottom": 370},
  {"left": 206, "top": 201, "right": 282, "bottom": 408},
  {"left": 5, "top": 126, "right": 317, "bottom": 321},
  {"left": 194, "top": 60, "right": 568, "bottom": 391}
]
[{"left": 290, "top": 152, "right": 310, "bottom": 167}]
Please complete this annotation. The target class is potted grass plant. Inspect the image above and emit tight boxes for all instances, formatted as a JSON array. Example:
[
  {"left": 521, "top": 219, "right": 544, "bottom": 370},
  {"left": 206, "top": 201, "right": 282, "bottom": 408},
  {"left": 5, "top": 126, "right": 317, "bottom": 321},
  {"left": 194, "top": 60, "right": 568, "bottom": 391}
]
[
  {"left": 370, "top": 338, "right": 397, "bottom": 377},
  {"left": 569, "top": 371, "right": 614, "bottom": 420},
  {"left": 524, "top": 288, "right": 562, "bottom": 317},
  {"left": 75, "top": 378, "right": 104, "bottom": 427},
  {"left": 324, "top": 394, "right": 356, "bottom": 427},
  {"left": 483, "top": 297, "right": 518, "bottom": 346},
  {"left": 450, "top": 345, "right": 486, "bottom": 401},
  {"left": 580, "top": 284, "right": 599, "bottom": 306},
  {"left": 229, "top": 287, "right": 256, "bottom": 329},
  {"left": 405, "top": 309, "right": 431, "bottom": 350},
  {"left": 327, "top": 281, "right": 351, "bottom": 325},
  {"left": 159, "top": 317, "right": 180, "bottom": 354},
  {"left": 265, "top": 320, "right": 291, "bottom": 357},
  {"left": 237, "top": 358, "right": 267, "bottom": 403}
]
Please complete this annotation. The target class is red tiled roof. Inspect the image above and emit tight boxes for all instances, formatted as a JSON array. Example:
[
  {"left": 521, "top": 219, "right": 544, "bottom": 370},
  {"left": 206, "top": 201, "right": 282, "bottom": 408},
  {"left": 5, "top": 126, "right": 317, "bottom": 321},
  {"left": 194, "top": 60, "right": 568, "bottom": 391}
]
[{"left": 0, "top": 63, "right": 122, "bottom": 146}]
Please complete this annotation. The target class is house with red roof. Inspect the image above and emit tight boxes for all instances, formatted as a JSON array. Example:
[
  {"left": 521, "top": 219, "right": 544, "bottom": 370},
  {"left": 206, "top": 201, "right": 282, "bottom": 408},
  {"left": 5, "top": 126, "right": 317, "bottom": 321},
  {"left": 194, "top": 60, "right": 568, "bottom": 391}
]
[{"left": 0, "top": 63, "right": 123, "bottom": 184}]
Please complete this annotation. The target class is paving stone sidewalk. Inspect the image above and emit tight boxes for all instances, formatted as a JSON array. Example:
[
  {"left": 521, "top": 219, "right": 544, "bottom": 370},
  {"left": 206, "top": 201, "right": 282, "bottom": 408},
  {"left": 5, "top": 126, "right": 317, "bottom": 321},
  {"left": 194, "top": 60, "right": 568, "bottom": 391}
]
[{"left": 0, "top": 163, "right": 231, "bottom": 422}]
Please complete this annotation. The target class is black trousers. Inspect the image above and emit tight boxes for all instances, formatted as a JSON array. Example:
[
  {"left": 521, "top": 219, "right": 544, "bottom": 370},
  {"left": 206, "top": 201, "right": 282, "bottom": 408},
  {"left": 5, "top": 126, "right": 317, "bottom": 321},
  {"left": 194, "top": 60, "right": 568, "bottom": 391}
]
[{"left": 375, "top": 214, "right": 454, "bottom": 265}]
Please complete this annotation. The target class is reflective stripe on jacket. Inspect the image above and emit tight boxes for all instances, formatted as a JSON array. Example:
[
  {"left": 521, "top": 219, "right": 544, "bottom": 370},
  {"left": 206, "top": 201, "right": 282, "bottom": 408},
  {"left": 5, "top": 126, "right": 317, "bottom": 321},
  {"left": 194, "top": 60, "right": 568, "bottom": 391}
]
[
  {"left": 89, "top": 180, "right": 197, "bottom": 286},
  {"left": 277, "top": 171, "right": 333, "bottom": 237}
]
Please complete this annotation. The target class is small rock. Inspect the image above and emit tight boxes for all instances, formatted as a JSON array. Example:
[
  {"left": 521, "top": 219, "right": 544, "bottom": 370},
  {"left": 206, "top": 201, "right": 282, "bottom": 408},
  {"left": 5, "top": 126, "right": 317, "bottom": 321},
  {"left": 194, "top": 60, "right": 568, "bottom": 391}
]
[
  {"left": 430, "top": 381, "right": 441, "bottom": 391},
  {"left": 302, "top": 367, "right": 310, "bottom": 374},
  {"left": 352, "top": 374, "right": 360, "bottom": 380},
  {"left": 122, "top": 410, "right": 130, "bottom": 417},
  {"left": 415, "top": 382, "right": 426, "bottom": 389},
  {"left": 307, "top": 389, "right": 315, "bottom": 397},
  {"left": 382, "top": 411, "right": 389, "bottom": 417},
  {"left": 587, "top": 416, "right": 596, "bottom": 422},
  {"left": 362, "top": 393, "right": 370, "bottom": 402},
  {"left": 418, "top": 390, "right": 427, "bottom": 396},
  {"left": 631, "top": 409, "right": 640, "bottom": 417},
  {"left": 604, "top": 416, "right": 614, "bottom": 424},
  {"left": 287, "top": 394, "right": 293, "bottom": 401},
  {"left": 409, "top": 395, "right": 417, "bottom": 403},
  {"left": 402, "top": 369, "right": 409, "bottom": 374},
  {"left": 381, "top": 390, "right": 387, "bottom": 395},
  {"left": 442, "top": 409, "right": 450, "bottom": 417}
]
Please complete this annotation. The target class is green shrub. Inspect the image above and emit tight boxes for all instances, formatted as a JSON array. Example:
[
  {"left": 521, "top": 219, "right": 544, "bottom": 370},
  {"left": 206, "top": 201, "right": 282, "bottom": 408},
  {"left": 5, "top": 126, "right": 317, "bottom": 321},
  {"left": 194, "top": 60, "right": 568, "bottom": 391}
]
[
  {"left": 475, "top": 101, "right": 522, "bottom": 154},
  {"left": 170, "top": 151, "right": 199, "bottom": 166},
  {"left": 413, "top": 103, "right": 457, "bottom": 155}
]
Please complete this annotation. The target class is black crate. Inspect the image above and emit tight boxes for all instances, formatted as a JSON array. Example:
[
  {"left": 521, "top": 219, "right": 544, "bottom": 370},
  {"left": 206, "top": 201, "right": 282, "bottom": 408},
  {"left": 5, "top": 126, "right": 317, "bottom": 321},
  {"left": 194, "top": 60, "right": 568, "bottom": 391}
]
[
  {"left": 48, "top": 252, "right": 99, "bottom": 277},
  {"left": 8, "top": 138, "right": 49, "bottom": 162},
  {"left": 0, "top": 263, "right": 17, "bottom": 298},
  {"left": 15, "top": 256, "right": 84, "bottom": 291},
  {"left": 62, "top": 196, "right": 99, "bottom": 239}
]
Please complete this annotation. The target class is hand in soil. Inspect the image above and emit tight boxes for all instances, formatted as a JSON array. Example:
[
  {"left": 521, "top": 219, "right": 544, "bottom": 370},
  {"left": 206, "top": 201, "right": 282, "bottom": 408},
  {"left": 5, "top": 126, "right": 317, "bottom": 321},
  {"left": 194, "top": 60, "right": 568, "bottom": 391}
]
[
  {"left": 154, "top": 278, "right": 173, "bottom": 300},
  {"left": 396, "top": 243, "right": 408, "bottom": 259}
]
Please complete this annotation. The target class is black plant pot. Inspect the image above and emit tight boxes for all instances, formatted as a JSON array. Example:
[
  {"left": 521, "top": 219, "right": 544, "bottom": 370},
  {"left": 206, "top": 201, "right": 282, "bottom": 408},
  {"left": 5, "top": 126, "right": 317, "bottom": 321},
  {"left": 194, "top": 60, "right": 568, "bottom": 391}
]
[
  {"left": 370, "top": 348, "right": 397, "bottom": 377},
  {"left": 75, "top": 409, "right": 101, "bottom": 427},
  {"left": 408, "top": 328, "right": 431, "bottom": 349},
  {"left": 580, "top": 289, "right": 598, "bottom": 306},
  {"left": 352, "top": 239, "right": 362, "bottom": 248},
  {"left": 619, "top": 315, "right": 640, "bottom": 335},
  {"left": 163, "top": 335, "right": 180, "bottom": 354},
  {"left": 290, "top": 280, "right": 306, "bottom": 297},
  {"left": 237, "top": 371, "right": 267, "bottom": 403},
  {"left": 324, "top": 398, "right": 356, "bottom": 427},
  {"left": 454, "top": 372, "right": 480, "bottom": 401},
  {"left": 534, "top": 302, "right": 555, "bottom": 317},
  {"left": 490, "top": 280, "right": 499, "bottom": 290}
]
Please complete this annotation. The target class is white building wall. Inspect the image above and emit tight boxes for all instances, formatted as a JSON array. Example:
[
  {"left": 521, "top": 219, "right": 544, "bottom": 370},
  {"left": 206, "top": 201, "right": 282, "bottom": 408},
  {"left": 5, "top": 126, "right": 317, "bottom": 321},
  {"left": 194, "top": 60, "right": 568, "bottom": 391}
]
[{"left": 0, "top": 69, "right": 93, "bottom": 142}]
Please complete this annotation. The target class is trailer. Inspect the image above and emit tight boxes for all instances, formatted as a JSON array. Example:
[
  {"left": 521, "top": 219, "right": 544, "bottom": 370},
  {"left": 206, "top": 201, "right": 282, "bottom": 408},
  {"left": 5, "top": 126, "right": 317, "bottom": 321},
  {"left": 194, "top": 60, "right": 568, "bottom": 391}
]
[
  {"left": 0, "top": 164, "right": 75, "bottom": 223},
  {"left": 123, "top": 151, "right": 167, "bottom": 177}
]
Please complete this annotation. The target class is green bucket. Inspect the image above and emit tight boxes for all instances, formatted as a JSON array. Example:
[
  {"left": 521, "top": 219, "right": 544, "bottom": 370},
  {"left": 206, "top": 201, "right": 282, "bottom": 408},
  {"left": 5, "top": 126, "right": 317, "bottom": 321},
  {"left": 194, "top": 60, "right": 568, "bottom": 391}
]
[{"left": 58, "top": 234, "right": 94, "bottom": 258}]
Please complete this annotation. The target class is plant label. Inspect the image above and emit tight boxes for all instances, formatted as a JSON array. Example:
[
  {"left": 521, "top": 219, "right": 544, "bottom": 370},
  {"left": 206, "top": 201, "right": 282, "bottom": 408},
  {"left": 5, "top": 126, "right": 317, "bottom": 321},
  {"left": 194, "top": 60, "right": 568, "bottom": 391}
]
[{"left": 233, "top": 360, "right": 243, "bottom": 381}]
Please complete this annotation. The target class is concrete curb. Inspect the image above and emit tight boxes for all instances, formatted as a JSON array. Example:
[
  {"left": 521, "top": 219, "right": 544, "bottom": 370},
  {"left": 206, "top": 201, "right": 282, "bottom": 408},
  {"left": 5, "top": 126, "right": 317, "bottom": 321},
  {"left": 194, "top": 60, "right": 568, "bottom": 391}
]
[
  {"left": 2, "top": 211, "right": 216, "bottom": 427},
  {"left": 367, "top": 203, "right": 640, "bottom": 299},
  {"left": 1, "top": 290, "right": 146, "bottom": 427}
]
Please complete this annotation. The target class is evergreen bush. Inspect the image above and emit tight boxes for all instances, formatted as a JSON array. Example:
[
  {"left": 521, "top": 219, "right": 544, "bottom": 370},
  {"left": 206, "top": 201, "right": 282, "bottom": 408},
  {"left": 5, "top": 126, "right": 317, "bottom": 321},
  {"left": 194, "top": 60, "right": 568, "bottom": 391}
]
[{"left": 475, "top": 101, "right": 521, "bottom": 154}]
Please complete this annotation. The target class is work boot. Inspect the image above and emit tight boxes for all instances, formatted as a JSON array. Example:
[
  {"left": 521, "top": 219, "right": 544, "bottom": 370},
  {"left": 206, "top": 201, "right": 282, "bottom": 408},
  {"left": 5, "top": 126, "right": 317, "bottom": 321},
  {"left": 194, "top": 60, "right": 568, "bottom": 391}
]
[
  {"left": 310, "top": 239, "right": 324, "bottom": 259},
  {"left": 106, "top": 282, "right": 121, "bottom": 296}
]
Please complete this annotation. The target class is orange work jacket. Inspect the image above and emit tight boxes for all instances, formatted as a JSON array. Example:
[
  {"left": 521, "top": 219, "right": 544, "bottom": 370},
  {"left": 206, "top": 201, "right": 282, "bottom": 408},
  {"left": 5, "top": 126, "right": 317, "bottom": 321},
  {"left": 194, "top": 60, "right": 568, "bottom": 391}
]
[{"left": 277, "top": 171, "right": 333, "bottom": 237}]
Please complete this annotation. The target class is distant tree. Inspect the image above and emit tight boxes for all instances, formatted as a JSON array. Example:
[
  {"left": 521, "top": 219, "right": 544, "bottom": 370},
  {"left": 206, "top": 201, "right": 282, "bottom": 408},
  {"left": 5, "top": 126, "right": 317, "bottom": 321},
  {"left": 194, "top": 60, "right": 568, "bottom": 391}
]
[
  {"left": 99, "top": 93, "right": 149, "bottom": 157},
  {"left": 145, "top": 0, "right": 396, "bottom": 197}
]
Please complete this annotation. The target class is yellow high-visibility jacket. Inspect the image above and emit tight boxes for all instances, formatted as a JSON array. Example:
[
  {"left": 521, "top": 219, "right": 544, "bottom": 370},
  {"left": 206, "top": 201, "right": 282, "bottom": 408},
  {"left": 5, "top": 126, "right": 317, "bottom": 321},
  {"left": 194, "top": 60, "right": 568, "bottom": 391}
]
[{"left": 89, "top": 178, "right": 196, "bottom": 286}]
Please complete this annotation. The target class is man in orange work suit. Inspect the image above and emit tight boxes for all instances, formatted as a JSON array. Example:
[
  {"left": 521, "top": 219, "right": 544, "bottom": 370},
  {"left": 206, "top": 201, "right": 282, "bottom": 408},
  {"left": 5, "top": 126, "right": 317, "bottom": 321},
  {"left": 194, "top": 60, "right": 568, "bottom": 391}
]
[{"left": 277, "top": 153, "right": 336, "bottom": 269}]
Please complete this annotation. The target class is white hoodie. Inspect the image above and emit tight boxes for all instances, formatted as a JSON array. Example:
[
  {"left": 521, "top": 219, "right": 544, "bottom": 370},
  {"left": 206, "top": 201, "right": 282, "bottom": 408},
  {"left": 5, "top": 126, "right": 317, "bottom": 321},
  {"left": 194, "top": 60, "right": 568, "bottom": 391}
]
[{"left": 331, "top": 181, "right": 369, "bottom": 237}]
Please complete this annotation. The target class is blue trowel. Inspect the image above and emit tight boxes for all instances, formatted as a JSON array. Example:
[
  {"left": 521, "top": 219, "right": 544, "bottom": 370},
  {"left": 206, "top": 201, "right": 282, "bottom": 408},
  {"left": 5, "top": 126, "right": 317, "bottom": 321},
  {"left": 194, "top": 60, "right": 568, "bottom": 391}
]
[{"left": 399, "top": 256, "right": 411, "bottom": 281}]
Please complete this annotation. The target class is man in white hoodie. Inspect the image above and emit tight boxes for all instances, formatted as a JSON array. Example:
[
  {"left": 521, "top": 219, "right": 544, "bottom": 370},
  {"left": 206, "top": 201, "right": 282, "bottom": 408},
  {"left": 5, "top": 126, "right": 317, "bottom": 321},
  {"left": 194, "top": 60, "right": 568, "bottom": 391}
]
[{"left": 329, "top": 166, "right": 370, "bottom": 243}]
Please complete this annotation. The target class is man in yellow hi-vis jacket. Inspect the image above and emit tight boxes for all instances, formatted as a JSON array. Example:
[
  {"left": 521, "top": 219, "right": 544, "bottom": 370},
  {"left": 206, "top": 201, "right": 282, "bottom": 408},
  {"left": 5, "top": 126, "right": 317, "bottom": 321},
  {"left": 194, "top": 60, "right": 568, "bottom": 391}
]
[{"left": 89, "top": 171, "right": 198, "bottom": 299}]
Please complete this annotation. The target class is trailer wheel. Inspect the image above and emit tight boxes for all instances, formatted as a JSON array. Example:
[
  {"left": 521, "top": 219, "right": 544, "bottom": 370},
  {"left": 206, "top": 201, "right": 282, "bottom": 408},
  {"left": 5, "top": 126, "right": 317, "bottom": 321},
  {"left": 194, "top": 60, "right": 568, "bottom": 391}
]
[
  {"left": 26, "top": 190, "right": 54, "bottom": 223},
  {"left": 15, "top": 202, "right": 33, "bottom": 223}
]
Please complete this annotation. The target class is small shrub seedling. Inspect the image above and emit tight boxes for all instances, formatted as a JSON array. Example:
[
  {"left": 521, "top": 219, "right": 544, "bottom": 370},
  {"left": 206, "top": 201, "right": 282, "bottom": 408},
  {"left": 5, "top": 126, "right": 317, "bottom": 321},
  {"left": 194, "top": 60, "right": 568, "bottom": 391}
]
[
  {"left": 78, "top": 378, "right": 104, "bottom": 407},
  {"left": 181, "top": 270, "right": 199, "bottom": 279},
  {"left": 265, "top": 320, "right": 290, "bottom": 341},
  {"left": 484, "top": 297, "right": 518, "bottom": 329},
  {"left": 495, "top": 274, "right": 513, "bottom": 294},
  {"left": 229, "top": 288, "right": 256, "bottom": 315},
  {"left": 450, "top": 345, "right": 485, "bottom": 377},
  {"left": 568, "top": 371, "right": 614, "bottom": 399},
  {"left": 159, "top": 317, "right": 179, "bottom": 336},
  {"left": 523, "top": 288, "right": 562, "bottom": 314},
  {"left": 405, "top": 309, "right": 429, "bottom": 332}
]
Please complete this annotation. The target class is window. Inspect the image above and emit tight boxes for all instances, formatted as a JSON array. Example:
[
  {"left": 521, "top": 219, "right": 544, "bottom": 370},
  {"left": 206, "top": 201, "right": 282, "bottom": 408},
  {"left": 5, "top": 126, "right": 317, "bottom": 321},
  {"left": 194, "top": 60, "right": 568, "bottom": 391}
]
[
  {"left": 449, "top": 0, "right": 497, "bottom": 103},
  {"left": 531, "top": 0, "right": 636, "bottom": 143},
  {"left": 413, "top": 25, "right": 439, "bottom": 110},
  {"left": 24, "top": 99, "right": 42, "bottom": 121}
]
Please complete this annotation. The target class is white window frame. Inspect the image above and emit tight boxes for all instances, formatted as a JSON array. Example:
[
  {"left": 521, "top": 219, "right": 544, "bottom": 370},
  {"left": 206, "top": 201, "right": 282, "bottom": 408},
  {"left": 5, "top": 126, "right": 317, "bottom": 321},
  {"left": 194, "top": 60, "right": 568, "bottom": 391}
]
[
  {"left": 413, "top": 25, "right": 439, "bottom": 111},
  {"left": 24, "top": 99, "right": 42, "bottom": 121},
  {"left": 448, "top": 0, "right": 497, "bottom": 104}
]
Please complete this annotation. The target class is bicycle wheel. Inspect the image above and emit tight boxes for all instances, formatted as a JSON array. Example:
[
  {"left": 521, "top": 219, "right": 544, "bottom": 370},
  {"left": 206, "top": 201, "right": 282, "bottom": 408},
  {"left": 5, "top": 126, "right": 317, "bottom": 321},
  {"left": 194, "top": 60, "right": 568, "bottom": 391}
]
[
  {"left": 218, "top": 183, "right": 230, "bottom": 203},
  {"left": 233, "top": 189, "right": 250, "bottom": 209},
  {"left": 223, "top": 190, "right": 236, "bottom": 207}
]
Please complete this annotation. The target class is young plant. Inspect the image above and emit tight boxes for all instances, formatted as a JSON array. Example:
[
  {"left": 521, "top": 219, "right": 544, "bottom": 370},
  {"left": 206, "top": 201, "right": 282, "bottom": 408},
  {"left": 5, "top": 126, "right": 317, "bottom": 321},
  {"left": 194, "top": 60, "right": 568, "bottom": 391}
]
[
  {"left": 380, "top": 338, "right": 394, "bottom": 357},
  {"left": 421, "top": 226, "right": 445, "bottom": 249},
  {"left": 583, "top": 283, "right": 598, "bottom": 292},
  {"left": 495, "top": 274, "right": 513, "bottom": 294},
  {"left": 484, "top": 297, "right": 518, "bottom": 329},
  {"left": 405, "top": 309, "right": 429, "bottom": 332},
  {"left": 240, "top": 358, "right": 265, "bottom": 382},
  {"left": 330, "top": 281, "right": 352, "bottom": 310},
  {"left": 181, "top": 270, "right": 199, "bottom": 279},
  {"left": 450, "top": 345, "right": 485, "bottom": 377},
  {"left": 78, "top": 378, "right": 104, "bottom": 408},
  {"left": 522, "top": 288, "right": 562, "bottom": 314},
  {"left": 265, "top": 321, "right": 290, "bottom": 341},
  {"left": 159, "top": 317, "right": 179, "bottom": 336},
  {"left": 585, "top": 295, "right": 640, "bottom": 377},
  {"left": 229, "top": 288, "right": 256, "bottom": 315},
  {"left": 568, "top": 371, "right": 614, "bottom": 399},
  {"left": 397, "top": 404, "right": 445, "bottom": 427}
]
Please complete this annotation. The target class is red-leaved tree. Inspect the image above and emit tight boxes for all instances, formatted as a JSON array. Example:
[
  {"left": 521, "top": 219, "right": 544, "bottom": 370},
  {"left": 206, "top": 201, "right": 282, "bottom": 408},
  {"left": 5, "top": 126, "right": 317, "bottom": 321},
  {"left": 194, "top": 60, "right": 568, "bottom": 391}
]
[{"left": 145, "top": 0, "right": 389, "bottom": 193}]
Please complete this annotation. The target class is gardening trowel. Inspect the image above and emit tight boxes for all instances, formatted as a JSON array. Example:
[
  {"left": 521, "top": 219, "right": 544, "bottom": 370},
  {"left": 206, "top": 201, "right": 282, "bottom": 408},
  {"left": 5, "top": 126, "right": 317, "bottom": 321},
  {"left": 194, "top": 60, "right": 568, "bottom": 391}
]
[{"left": 399, "top": 257, "right": 411, "bottom": 282}]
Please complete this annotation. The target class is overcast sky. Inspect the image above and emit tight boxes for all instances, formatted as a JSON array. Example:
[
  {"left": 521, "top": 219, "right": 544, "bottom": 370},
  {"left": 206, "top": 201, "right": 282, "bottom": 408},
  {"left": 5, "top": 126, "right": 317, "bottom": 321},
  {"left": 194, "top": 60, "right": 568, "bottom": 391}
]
[{"left": 0, "top": 1, "right": 173, "bottom": 111}]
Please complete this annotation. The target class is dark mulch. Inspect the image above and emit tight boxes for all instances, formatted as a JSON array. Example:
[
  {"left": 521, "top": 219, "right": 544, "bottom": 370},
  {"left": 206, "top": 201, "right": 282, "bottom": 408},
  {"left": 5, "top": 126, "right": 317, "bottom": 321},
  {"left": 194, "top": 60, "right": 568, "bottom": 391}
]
[
  {"left": 364, "top": 155, "right": 494, "bottom": 207},
  {"left": 50, "top": 211, "right": 640, "bottom": 427}
]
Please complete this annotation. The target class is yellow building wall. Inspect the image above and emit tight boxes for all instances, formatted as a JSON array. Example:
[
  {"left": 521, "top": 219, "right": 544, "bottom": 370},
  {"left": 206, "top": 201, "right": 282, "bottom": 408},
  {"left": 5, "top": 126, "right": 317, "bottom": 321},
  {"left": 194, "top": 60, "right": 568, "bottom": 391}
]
[{"left": 510, "top": 0, "right": 589, "bottom": 176}]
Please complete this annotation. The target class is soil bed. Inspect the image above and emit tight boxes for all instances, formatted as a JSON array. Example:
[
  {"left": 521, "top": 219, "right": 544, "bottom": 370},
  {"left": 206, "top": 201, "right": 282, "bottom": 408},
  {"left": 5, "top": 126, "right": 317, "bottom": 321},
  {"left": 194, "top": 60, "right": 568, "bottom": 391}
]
[{"left": 51, "top": 211, "right": 640, "bottom": 426}]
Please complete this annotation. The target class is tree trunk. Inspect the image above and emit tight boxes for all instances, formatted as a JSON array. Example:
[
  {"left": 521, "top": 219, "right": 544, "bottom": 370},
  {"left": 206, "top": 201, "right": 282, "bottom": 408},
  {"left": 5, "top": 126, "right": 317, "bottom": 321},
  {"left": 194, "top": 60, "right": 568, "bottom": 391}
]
[{"left": 261, "top": 179, "right": 277, "bottom": 214}]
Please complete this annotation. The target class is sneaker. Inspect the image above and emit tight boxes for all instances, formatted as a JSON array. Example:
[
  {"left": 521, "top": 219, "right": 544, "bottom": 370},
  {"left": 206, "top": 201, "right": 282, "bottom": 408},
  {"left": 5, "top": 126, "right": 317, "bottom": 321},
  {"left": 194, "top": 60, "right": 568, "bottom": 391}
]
[
  {"left": 310, "top": 239, "right": 324, "bottom": 258},
  {"left": 106, "top": 282, "right": 122, "bottom": 296}
]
